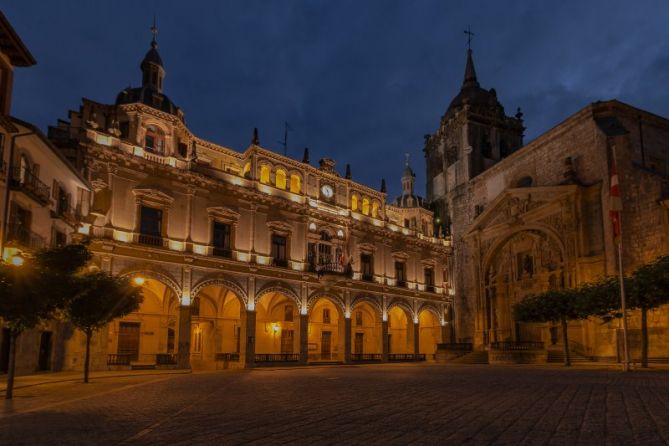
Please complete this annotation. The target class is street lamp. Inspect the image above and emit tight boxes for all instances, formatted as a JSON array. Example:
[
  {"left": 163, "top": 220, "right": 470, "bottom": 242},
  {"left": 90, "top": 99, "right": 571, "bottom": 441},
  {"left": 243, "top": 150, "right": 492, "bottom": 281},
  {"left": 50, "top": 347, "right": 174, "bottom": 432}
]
[
  {"left": 10, "top": 253, "right": 24, "bottom": 266},
  {"left": 133, "top": 276, "right": 145, "bottom": 286}
]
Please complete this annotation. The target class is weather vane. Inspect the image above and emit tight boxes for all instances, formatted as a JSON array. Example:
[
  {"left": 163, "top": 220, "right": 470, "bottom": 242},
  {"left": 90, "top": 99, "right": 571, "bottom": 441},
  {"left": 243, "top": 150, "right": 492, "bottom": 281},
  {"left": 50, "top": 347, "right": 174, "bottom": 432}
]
[
  {"left": 464, "top": 26, "right": 474, "bottom": 50},
  {"left": 150, "top": 16, "right": 158, "bottom": 46}
]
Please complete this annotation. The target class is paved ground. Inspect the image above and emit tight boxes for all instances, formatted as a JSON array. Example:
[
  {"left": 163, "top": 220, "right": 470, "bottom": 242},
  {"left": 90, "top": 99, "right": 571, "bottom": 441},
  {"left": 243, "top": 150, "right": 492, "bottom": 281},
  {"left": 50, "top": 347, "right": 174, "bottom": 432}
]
[{"left": 1, "top": 364, "right": 669, "bottom": 445}]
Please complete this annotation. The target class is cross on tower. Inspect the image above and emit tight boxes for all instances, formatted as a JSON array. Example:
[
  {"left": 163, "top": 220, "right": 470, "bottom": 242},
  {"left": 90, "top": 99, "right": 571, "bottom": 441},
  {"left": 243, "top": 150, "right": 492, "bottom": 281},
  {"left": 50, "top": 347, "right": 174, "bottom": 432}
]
[
  {"left": 464, "top": 26, "right": 474, "bottom": 50},
  {"left": 150, "top": 16, "right": 158, "bottom": 47}
]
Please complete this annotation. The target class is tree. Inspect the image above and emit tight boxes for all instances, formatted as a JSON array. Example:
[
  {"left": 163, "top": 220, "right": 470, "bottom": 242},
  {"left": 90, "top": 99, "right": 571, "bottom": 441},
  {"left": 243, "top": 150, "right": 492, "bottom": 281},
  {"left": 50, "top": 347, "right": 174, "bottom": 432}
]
[
  {"left": 513, "top": 288, "right": 587, "bottom": 366},
  {"left": 626, "top": 256, "right": 669, "bottom": 368},
  {"left": 67, "top": 272, "right": 143, "bottom": 383},
  {"left": 0, "top": 243, "right": 90, "bottom": 399}
]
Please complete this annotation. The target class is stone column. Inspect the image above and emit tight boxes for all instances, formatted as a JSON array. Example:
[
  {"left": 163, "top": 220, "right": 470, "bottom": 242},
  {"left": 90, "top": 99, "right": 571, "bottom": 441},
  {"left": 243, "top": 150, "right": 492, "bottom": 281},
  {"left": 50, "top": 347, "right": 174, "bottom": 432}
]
[
  {"left": 413, "top": 321, "right": 420, "bottom": 356},
  {"left": 344, "top": 317, "right": 352, "bottom": 363},
  {"left": 300, "top": 314, "right": 308, "bottom": 365},
  {"left": 382, "top": 320, "right": 389, "bottom": 362},
  {"left": 177, "top": 305, "right": 191, "bottom": 369},
  {"left": 244, "top": 310, "right": 256, "bottom": 368}
]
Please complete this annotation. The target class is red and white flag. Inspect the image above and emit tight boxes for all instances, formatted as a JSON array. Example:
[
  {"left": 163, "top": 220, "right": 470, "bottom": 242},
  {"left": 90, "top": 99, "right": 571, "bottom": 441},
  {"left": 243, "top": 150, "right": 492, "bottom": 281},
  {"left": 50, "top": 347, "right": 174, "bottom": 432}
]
[{"left": 609, "top": 156, "right": 622, "bottom": 242}]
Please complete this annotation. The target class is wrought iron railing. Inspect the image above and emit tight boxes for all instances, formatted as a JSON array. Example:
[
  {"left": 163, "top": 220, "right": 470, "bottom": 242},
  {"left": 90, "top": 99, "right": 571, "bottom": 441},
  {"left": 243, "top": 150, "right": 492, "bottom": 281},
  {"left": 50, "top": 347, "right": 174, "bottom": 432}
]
[
  {"left": 362, "top": 273, "right": 374, "bottom": 282},
  {"left": 425, "top": 285, "right": 436, "bottom": 293},
  {"left": 215, "top": 353, "right": 240, "bottom": 362},
  {"left": 255, "top": 353, "right": 300, "bottom": 362},
  {"left": 272, "top": 258, "right": 288, "bottom": 268},
  {"left": 212, "top": 247, "right": 232, "bottom": 258},
  {"left": 6, "top": 221, "right": 45, "bottom": 249},
  {"left": 54, "top": 201, "right": 79, "bottom": 223},
  {"left": 388, "top": 353, "right": 426, "bottom": 361},
  {"left": 107, "top": 354, "right": 132, "bottom": 365},
  {"left": 351, "top": 353, "right": 383, "bottom": 361},
  {"left": 156, "top": 353, "right": 177, "bottom": 365},
  {"left": 396, "top": 280, "right": 407, "bottom": 288},
  {"left": 138, "top": 233, "right": 163, "bottom": 246},
  {"left": 11, "top": 167, "right": 50, "bottom": 204},
  {"left": 438, "top": 343, "right": 473, "bottom": 351},
  {"left": 490, "top": 341, "right": 544, "bottom": 351}
]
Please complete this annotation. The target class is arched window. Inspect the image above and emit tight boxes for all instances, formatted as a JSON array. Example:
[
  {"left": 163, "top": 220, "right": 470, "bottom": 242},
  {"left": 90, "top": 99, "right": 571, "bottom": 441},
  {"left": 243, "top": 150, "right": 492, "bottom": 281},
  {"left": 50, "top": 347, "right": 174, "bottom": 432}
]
[
  {"left": 362, "top": 198, "right": 370, "bottom": 216},
  {"left": 275, "top": 169, "right": 287, "bottom": 189},
  {"left": 260, "top": 165, "right": 270, "bottom": 184},
  {"left": 351, "top": 195, "right": 358, "bottom": 211},
  {"left": 290, "top": 174, "right": 301, "bottom": 193},
  {"left": 144, "top": 125, "right": 165, "bottom": 154},
  {"left": 372, "top": 201, "right": 379, "bottom": 218}
]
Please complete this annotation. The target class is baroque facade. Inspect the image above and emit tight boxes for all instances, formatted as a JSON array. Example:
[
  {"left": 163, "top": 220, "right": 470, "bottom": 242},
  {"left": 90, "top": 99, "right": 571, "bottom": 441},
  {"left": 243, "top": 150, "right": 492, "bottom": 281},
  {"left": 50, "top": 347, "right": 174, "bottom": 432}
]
[
  {"left": 44, "top": 34, "right": 452, "bottom": 371},
  {"left": 425, "top": 48, "right": 669, "bottom": 361}
]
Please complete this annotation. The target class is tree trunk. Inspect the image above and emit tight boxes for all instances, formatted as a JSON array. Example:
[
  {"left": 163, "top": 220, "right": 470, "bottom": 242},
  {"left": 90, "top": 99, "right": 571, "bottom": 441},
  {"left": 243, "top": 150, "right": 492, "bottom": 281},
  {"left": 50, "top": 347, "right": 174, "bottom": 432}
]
[
  {"left": 641, "top": 307, "right": 649, "bottom": 368},
  {"left": 561, "top": 318, "right": 571, "bottom": 367},
  {"left": 5, "top": 331, "right": 19, "bottom": 400},
  {"left": 84, "top": 330, "right": 91, "bottom": 383}
]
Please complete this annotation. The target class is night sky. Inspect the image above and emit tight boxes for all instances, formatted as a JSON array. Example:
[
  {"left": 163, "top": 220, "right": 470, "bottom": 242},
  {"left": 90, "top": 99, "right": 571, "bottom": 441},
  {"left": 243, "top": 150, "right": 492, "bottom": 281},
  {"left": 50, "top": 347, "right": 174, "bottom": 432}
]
[{"left": 5, "top": 1, "right": 669, "bottom": 201}]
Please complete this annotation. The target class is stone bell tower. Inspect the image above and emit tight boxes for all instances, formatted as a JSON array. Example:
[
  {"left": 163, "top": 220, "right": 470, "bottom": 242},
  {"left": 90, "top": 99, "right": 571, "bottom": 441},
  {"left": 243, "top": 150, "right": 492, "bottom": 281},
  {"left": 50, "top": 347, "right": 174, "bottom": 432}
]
[{"left": 424, "top": 47, "right": 524, "bottom": 234}]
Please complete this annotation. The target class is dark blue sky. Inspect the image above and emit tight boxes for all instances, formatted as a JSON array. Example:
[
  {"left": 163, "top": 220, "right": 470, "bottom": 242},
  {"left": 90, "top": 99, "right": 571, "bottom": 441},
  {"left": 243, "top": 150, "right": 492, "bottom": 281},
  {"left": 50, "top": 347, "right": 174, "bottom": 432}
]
[{"left": 5, "top": 1, "right": 669, "bottom": 201}]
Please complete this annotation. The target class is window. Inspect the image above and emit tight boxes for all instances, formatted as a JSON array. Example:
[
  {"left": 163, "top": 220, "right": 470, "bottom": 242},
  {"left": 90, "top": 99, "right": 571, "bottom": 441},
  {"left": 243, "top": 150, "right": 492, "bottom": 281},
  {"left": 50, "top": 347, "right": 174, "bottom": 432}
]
[
  {"left": 323, "top": 308, "right": 331, "bottom": 324},
  {"left": 119, "top": 121, "right": 129, "bottom": 139},
  {"left": 395, "top": 261, "right": 406, "bottom": 287},
  {"left": 177, "top": 142, "right": 188, "bottom": 158},
  {"left": 372, "top": 201, "right": 379, "bottom": 218},
  {"left": 260, "top": 165, "right": 270, "bottom": 184},
  {"left": 243, "top": 162, "right": 252, "bottom": 178},
  {"left": 355, "top": 311, "right": 363, "bottom": 327},
  {"left": 192, "top": 324, "right": 202, "bottom": 354},
  {"left": 425, "top": 268, "right": 435, "bottom": 292},
  {"left": 275, "top": 169, "right": 287, "bottom": 189},
  {"left": 361, "top": 254, "right": 373, "bottom": 281},
  {"left": 53, "top": 230, "right": 67, "bottom": 247},
  {"left": 139, "top": 206, "right": 163, "bottom": 245},
  {"left": 351, "top": 195, "right": 358, "bottom": 211},
  {"left": 290, "top": 174, "right": 301, "bottom": 193},
  {"left": 271, "top": 234, "right": 288, "bottom": 267},
  {"left": 212, "top": 221, "right": 231, "bottom": 257},
  {"left": 362, "top": 198, "right": 370, "bottom": 215},
  {"left": 284, "top": 305, "right": 294, "bottom": 322},
  {"left": 144, "top": 126, "right": 165, "bottom": 154}
]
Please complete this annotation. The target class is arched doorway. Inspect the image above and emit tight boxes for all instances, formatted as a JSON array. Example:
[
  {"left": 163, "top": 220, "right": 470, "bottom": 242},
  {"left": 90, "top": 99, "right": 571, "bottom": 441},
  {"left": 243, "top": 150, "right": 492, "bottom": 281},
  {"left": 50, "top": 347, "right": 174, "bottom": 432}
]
[
  {"left": 191, "top": 285, "right": 244, "bottom": 369},
  {"left": 308, "top": 297, "right": 345, "bottom": 362},
  {"left": 387, "top": 306, "right": 414, "bottom": 354},
  {"left": 483, "top": 229, "right": 565, "bottom": 344},
  {"left": 112, "top": 277, "right": 178, "bottom": 364},
  {"left": 419, "top": 309, "right": 442, "bottom": 360},
  {"left": 350, "top": 301, "right": 383, "bottom": 358},
  {"left": 255, "top": 291, "right": 300, "bottom": 357}
]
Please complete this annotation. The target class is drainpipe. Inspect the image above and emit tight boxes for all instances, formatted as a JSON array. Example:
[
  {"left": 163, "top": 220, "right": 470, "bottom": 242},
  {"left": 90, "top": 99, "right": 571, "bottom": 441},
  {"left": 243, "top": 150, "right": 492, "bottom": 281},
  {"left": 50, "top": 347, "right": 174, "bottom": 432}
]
[{"left": 1, "top": 130, "right": 35, "bottom": 260}]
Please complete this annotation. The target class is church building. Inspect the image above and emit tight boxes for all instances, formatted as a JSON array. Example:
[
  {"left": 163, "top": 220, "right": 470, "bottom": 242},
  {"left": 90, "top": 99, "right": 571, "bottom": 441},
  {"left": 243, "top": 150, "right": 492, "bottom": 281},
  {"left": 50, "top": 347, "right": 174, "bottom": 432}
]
[{"left": 424, "top": 47, "right": 669, "bottom": 362}]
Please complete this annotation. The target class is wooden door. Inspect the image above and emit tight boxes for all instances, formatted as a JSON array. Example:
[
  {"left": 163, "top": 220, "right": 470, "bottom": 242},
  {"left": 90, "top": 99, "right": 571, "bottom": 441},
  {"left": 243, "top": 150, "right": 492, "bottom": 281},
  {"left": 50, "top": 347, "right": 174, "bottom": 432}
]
[
  {"left": 281, "top": 329, "right": 294, "bottom": 353},
  {"left": 321, "top": 331, "right": 331, "bottom": 359},
  {"left": 355, "top": 333, "right": 364, "bottom": 355},
  {"left": 118, "top": 322, "right": 140, "bottom": 361}
]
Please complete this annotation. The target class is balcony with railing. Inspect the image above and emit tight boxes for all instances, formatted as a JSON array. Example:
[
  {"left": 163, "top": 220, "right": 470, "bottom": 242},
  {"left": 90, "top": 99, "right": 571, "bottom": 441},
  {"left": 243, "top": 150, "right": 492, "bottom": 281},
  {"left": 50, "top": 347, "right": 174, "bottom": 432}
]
[
  {"left": 308, "top": 260, "right": 353, "bottom": 277},
  {"left": 10, "top": 168, "right": 50, "bottom": 205},
  {"left": 6, "top": 221, "right": 45, "bottom": 250},
  {"left": 53, "top": 201, "right": 79, "bottom": 225},
  {"left": 212, "top": 247, "right": 232, "bottom": 258},
  {"left": 138, "top": 233, "right": 164, "bottom": 247}
]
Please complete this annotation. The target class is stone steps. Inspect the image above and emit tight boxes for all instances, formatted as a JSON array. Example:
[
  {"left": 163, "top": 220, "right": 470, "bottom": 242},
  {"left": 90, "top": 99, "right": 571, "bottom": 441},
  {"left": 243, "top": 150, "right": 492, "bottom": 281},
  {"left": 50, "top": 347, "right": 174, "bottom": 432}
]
[{"left": 451, "top": 351, "right": 489, "bottom": 364}]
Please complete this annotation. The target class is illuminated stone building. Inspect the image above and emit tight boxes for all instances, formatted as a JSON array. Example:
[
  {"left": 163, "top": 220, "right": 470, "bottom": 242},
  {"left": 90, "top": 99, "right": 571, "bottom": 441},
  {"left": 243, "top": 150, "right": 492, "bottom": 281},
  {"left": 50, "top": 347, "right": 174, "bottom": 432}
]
[
  {"left": 0, "top": 13, "right": 92, "bottom": 374},
  {"left": 425, "top": 48, "right": 669, "bottom": 362},
  {"left": 48, "top": 33, "right": 452, "bottom": 371}
]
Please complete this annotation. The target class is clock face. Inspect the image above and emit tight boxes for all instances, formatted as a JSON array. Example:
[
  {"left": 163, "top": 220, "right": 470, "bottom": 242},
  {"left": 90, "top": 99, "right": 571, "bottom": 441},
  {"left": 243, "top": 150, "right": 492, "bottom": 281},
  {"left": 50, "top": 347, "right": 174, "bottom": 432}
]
[{"left": 321, "top": 184, "right": 334, "bottom": 198}]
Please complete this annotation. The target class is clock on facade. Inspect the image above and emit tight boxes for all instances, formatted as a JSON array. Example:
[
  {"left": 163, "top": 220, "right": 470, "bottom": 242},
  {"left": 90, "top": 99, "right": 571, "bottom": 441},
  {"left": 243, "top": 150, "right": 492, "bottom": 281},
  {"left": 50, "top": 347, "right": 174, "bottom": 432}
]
[{"left": 320, "top": 184, "right": 334, "bottom": 198}]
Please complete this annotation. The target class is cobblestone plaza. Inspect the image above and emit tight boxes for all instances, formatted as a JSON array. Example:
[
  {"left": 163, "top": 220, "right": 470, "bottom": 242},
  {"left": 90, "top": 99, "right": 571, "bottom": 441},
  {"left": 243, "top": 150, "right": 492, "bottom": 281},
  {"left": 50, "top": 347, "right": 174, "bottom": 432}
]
[{"left": 2, "top": 364, "right": 669, "bottom": 445}]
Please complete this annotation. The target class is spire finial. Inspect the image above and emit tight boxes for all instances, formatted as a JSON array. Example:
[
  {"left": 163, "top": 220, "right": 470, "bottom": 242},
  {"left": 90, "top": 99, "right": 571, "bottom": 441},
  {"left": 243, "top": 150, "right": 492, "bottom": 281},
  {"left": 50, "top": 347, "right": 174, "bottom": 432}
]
[
  {"left": 150, "top": 16, "right": 158, "bottom": 48},
  {"left": 252, "top": 128, "right": 259, "bottom": 145},
  {"left": 345, "top": 163, "right": 352, "bottom": 180},
  {"left": 405, "top": 153, "right": 410, "bottom": 167},
  {"left": 464, "top": 26, "right": 474, "bottom": 50}
]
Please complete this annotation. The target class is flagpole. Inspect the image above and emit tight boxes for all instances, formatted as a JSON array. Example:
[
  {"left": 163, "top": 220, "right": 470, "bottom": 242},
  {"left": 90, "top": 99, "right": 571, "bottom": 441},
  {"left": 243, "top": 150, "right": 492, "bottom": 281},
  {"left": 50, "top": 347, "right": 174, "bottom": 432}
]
[
  {"left": 617, "top": 239, "right": 630, "bottom": 372},
  {"left": 611, "top": 144, "right": 630, "bottom": 372}
]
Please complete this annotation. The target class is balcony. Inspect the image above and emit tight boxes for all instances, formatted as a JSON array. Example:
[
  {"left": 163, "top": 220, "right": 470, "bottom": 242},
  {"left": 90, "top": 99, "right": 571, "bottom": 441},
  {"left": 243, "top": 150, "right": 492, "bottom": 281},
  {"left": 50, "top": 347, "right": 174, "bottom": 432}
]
[
  {"left": 10, "top": 168, "right": 50, "bottom": 205},
  {"left": 361, "top": 273, "right": 374, "bottom": 282},
  {"left": 425, "top": 285, "right": 436, "bottom": 293},
  {"left": 396, "top": 280, "right": 407, "bottom": 288},
  {"left": 6, "top": 221, "right": 45, "bottom": 250},
  {"left": 53, "top": 202, "right": 79, "bottom": 225},
  {"left": 212, "top": 247, "right": 232, "bottom": 258},
  {"left": 309, "top": 261, "right": 353, "bottom": 277},
  {"left": 138, "top": 233, "right": 163, "bottom": 247},
  {"left": 272, "top": 258, "right": 288, "bottom": 268},
  {"left": 215, "top": 353, "right": 240, "bottom": 362}
]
